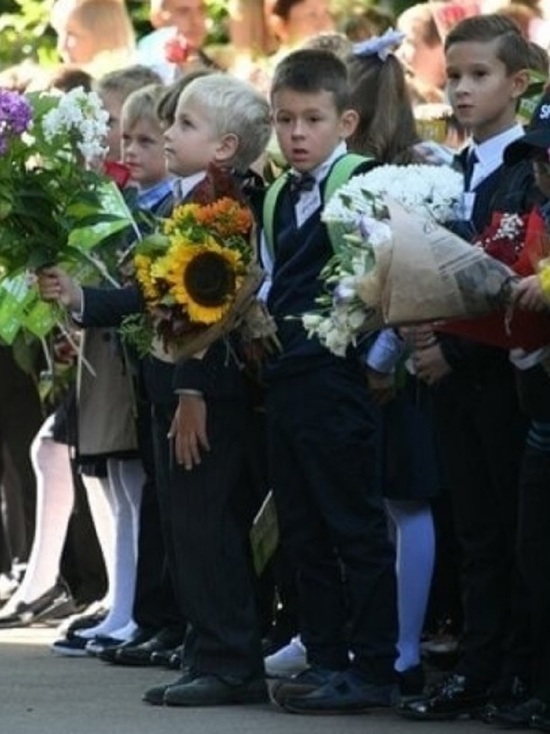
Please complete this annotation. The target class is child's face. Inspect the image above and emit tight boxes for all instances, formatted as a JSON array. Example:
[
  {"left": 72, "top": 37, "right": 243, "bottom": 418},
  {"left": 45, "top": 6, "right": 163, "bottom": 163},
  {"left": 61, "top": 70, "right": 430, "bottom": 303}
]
[
  {"left": 121, "top": 118, "right": 168, "bottom": 189},
  {"left": 445, "top": 39, "right": 528, "bottom": 143},
  {"left": 163, "top": 95, "right": 223, "bottom": 176},
  {"left": 100, "top": 90, "right": 126, "bottom": 162},
  {"left": 271, "top": 88, "right": 357, "bottom": 173}
]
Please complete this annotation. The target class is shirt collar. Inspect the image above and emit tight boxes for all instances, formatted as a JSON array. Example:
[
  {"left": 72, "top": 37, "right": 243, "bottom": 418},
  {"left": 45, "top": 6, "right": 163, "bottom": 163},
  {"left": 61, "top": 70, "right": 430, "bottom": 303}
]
[
  {"left": 291, "top": 141, "right": 348, "bottom": 184},
  {"left": 471, "top": 123, "right": 524, "bottom": 171},
  {"left": 172, "top": 171, "right": 207, "bottom": 203},
  {"left": 136, "top": 178, "right": 174, "bottom": 210}
]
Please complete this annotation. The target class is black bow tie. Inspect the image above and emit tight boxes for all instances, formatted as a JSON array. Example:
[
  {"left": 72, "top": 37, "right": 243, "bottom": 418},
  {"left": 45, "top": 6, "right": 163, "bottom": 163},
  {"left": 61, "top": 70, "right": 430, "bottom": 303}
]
[{"left": 289, "top": 172, "right": 316, "bottom": 200}]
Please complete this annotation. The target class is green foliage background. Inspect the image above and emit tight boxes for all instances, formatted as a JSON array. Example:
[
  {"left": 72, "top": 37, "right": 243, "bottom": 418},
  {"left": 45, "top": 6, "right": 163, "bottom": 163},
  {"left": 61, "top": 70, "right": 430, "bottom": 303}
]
[{"left": 0, "top": 0, "right": 230, "bottom": 71}]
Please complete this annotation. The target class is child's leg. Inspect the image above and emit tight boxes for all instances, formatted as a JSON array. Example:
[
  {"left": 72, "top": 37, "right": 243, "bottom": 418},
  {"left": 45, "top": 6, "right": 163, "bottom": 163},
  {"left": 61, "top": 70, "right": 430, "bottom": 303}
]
[
  {"left": 167, "top": 400, "right": 263, "bottom": 680},
  {"left": 386, "top": 499, "right": 435, "bottom": 672},
  {"left": 2, "top": 416, "right": 74, "bottom": 609}
]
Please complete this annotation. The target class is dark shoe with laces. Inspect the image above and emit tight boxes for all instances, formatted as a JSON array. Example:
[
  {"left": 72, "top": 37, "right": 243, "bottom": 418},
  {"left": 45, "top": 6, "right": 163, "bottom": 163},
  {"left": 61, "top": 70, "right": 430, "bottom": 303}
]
[
  {"left": 142, "top": 669, "right": 195, "bottom": 706},
  {"left": 270, "top": 666, "right": 337, "bottom": 707},
  {"left": 163, "top": 674, "right": 268, "bottom": 707},
  {"left": 398, "top": 673, "right": 489, "bottom": 720},
  {"left": 281, "top": 669, "right": 399, "bottom": 715},
  {"left": 491, "top": 697, "right": 548, "bottom": 729}
]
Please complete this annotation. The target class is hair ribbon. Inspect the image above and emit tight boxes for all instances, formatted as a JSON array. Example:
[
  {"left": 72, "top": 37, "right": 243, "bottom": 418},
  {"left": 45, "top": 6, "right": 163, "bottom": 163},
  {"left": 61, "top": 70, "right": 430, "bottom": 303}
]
[{"left": 352, "top": 28, "right": 406, "bottom": 61}]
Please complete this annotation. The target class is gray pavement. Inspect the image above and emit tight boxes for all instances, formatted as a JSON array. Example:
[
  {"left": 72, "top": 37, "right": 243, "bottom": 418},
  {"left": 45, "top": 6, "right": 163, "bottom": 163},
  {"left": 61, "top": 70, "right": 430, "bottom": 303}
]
[{"left": 0, "top": 626, "right": 491, "bottom": 734}]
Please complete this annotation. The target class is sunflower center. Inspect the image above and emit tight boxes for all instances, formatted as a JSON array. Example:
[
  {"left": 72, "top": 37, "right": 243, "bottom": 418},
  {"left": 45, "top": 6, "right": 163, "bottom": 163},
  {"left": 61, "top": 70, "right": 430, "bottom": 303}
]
[{"left": 183, "top": 251, "right": 236, "bottom": 307}]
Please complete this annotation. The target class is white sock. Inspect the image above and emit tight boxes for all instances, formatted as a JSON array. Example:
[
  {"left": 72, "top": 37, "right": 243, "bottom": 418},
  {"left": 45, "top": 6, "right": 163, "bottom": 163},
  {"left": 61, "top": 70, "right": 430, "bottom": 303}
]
[
  {"left": 386, "top": 499, "right": 435, "bottom": 673},
  {"left": 82, "top": 474, "right": 117, "bottom": 611},
  {"left": 79, "top": 458, "right": 144, "bottom": 638},
  {"left": 109, "top": 619, "right": 138, "bottom": 641},
  {"left": 3, "top": 417, "right": 74, "bottom": 611}
]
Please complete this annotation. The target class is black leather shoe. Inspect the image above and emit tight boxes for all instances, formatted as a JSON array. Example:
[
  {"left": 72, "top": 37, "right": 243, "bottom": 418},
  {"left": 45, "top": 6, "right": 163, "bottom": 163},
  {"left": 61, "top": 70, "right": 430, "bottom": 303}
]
[
  {"left": 164, "top": 675, "right": 268, "bottom": 707},
  {"left": 151, "top": 643, "right": 183, "bottom": 668},
  {"left": 398, "top": 673, "right": 489, "bottom": 720},
  {"left": 98, "top": 627, "right": 156, "bottom": 663},
  {"left": 0, "top": 580, "right": 75, "bottom": 628},
  {"left": 142, "top": 669, "right": 195, "bottom": 706},
  {"left": 115, "top": 626, "right": 182, "bottom": 666},
  {"left": 281, "top": 670, "right": 398, "bottom": 714},
  {"left": 167, "top": 646, "right": 183, "bottom": 669},
  {"left": 491, "top": 697, "right": 548, "bottom": 729}
]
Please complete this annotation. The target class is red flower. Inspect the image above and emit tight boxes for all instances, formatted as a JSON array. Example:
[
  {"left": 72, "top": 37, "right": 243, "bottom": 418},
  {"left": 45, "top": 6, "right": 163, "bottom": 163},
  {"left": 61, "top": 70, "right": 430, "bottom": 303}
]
[
  {"left": 103, "top": 160, "right": 132, "bottom": 189},
  {"left": 474, "top": 209, "right": 549, "bottom": 276},
  {"left": 165, "top": 33, "right": 190, "bottom": 64}
]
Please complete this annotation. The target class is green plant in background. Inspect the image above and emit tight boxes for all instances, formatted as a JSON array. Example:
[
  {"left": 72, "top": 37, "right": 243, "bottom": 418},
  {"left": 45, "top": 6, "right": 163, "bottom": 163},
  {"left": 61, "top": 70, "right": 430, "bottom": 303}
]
[{"left": 0, "top": 0, "right": 231, "bottom": 71}]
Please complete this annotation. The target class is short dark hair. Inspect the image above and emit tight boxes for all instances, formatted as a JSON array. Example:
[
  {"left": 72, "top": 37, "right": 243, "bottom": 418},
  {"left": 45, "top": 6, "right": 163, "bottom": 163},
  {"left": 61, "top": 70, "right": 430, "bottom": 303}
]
[
  {"left": 270, "top": 49, "right": 350, "bottom": 112},
  {"left": 444, "top": 14, "right": 531, "bottom": 73}
]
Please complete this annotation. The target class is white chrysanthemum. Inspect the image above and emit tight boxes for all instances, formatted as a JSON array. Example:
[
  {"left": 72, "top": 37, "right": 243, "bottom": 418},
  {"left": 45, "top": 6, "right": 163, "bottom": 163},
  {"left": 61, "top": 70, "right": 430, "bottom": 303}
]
[{"left": 323, "top": 163, "right": 463, "bottom": 227}]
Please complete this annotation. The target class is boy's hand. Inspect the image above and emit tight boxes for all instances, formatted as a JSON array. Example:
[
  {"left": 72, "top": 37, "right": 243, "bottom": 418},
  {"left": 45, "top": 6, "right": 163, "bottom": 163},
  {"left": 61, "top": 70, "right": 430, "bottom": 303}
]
[
  {"left": 513, "top": 275, "right": 549, "bottom": 312},
  {"left": 37, "top": 267, "right": 83, "bottom": 311},
  {"left": 366, "top": 367, "right": 395, "bottom": 405},
  {"left": 413, "top": 344, "right": 452, "bottom": 386},
  {"left": 169, "top": 393, "right": 210, "bottom": 470}
]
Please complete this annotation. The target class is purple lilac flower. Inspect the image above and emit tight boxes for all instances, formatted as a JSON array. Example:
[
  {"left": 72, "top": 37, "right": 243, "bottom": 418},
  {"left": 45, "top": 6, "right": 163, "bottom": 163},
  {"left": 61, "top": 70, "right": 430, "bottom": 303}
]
[{"left": 0, "top": 89, "right": 33, "bottom": 153}]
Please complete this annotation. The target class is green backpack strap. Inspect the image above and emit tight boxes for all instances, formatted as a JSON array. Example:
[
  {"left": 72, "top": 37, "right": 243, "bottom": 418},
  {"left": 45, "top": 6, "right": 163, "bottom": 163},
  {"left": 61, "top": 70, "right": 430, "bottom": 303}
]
[
  {"left": 262, "top": 153, "right": 373, "bottom": 261},
  {"left": 263, "top": 172, "right": 290, "bottom": 262},
  {"left": 323, "top": 153, "right": 371, "bottom": 202},
  {"left": 325, "top": 153, "right": 373, "bottom": 255}
]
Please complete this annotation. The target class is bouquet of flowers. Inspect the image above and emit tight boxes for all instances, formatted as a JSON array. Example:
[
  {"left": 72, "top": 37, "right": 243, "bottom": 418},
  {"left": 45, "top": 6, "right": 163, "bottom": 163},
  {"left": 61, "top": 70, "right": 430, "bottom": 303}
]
[
  {"left": 0, "top": 86, "right": 135, "bottom": 345},
  {"left": 303, "top": 164, "right": 464, "bottom": 355},
  {"left": 122, "top": 166, "right": 275, "bottom": 360},
  {"left": 302, "top": 163, "right": 525, "bottom": 356}
]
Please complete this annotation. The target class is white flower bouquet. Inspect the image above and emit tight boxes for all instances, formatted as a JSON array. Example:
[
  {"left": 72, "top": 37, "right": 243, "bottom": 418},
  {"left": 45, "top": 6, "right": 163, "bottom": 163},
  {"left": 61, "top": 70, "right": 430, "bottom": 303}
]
[{"left": 303, "top": 163, "right": 519, "bottom": 356}]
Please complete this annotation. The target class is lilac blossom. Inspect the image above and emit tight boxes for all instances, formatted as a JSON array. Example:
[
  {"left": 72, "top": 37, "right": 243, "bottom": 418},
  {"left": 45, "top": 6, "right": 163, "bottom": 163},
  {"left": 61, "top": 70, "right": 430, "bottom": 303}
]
[{"left": 0, "top": 90, "right": 32, "bottom": 153}]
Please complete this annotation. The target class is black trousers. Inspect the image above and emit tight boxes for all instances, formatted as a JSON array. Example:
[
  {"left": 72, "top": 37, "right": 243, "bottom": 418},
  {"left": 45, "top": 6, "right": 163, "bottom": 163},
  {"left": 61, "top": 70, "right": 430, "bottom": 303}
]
[
  {"left": 0, "top": 347, "right": 43, "bottom": 570},
  {"left": 516, "top": 365, "right": 550, "bottom": 701},
  {"left": 432, "top": 366, "right": 529, "bottom": 685},
  {"left": 266, "top": 361, "right": 397, "bottom": 684},
  {"left": 132, "top": 397, "right": 181, "bottom": 632},
  {"left": 152, "top": 398, "right": 264, "bottom": 680}
]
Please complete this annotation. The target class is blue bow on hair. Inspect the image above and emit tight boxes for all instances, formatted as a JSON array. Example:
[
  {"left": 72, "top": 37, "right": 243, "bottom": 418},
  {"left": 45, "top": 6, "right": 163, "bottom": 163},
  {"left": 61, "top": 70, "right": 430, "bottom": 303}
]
[{"left": 353, "top": 28, "right": 406, "bottom": 61}]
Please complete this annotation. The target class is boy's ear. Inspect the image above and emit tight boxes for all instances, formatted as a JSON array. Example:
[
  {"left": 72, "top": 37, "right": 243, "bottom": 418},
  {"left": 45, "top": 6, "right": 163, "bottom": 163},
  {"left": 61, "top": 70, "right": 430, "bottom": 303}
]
[
  {"left": 511, "top": 68, "right": 531, "bottom": 99},
  {"left": 213, "top": 133, "right": 240, "bottom": 165},
  {"left": 339, "top": 109, "right": 360, "bottom": 140}
]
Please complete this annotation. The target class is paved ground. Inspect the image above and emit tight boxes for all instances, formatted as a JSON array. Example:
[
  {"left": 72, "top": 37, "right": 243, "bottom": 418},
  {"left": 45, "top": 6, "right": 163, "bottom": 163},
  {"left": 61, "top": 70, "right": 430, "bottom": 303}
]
[{"left": 0, "top": 625, "right": 493, "bottom": 734}]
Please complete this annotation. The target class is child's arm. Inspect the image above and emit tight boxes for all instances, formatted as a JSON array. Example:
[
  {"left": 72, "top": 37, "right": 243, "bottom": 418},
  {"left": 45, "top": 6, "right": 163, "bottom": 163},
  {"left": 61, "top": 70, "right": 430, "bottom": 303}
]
[{"left": 38, "top": 266, "right": 144, "bottom": 327}]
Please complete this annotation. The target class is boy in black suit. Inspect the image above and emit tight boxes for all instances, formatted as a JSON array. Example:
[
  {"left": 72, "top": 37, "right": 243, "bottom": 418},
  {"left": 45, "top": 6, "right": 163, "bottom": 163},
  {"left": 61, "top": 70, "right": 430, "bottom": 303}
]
[
  {"left": 402, "top": 15, "right": 538, "bottom": 720},
  {"left": 39, "top": 73, "right": 272, "bottom": 706}
]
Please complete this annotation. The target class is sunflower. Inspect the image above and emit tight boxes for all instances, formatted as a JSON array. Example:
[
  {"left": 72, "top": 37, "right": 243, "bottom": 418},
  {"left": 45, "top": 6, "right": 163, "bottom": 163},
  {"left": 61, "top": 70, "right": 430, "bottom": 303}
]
[
  {"left": 134, "top": 253, "right": 161, "bottom": 302},
  {"left": 164, "top": 240, "right": 244, "bottom": 324}
]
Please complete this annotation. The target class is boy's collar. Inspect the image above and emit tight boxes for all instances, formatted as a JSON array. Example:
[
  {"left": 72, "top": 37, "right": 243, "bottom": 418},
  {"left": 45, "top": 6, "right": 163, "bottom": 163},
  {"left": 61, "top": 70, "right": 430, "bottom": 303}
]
[
  {"left": 172, "top": 171, "right": 207, "bottom": 203},
  {"left": 470, "top": 124, "right": 524, "bottom": 167},
  {"left": 291, "top": 141, "right": 348, "bottom": 183}
]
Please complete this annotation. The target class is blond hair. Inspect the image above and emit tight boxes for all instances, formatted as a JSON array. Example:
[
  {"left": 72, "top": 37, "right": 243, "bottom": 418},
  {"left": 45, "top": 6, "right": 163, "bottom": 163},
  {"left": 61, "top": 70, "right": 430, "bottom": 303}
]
[
  {"left": 95, "top": 65, "right": 163, "bottom": 99},
  {"left": 179, "top": 73, "right": 271, "bottom": 171},
  {"left": 122, "top": 84, "right": 166, "bottom": 131}
]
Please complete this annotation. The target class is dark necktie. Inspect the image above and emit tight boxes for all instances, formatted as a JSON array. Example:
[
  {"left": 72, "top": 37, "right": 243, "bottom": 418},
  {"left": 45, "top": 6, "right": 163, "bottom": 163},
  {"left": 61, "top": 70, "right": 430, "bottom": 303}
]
[
  {"left": 464, "top": 149, "right": 478, "bottom": 191},
  {"left": 289, "top": 172, "right": 316, "bottom": 202}
]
